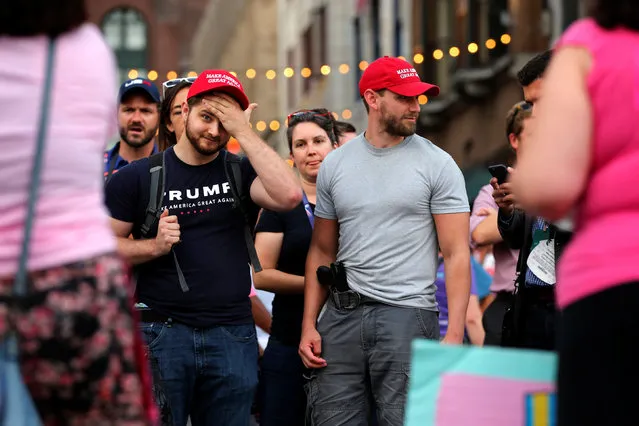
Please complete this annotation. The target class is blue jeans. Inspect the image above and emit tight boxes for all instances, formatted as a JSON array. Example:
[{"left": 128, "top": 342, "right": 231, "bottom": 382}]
[
  {"left": 140, "top": 320, "right": 259, "bottom": 426},
  {"left": 258, "top": 337, "right": 306, "bottom": 426}
]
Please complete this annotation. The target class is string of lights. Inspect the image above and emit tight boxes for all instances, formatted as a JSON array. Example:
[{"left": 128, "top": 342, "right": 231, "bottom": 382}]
[{"left": 126, "top": 34, "right": 512, "bottom": 133}]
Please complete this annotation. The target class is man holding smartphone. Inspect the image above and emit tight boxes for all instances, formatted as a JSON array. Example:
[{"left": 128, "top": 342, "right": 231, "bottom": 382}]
[
  {"left": 490, "top": 50, "right": 571, "bottom": 350},
  {"left": 470, "top": 101, "right": 532, "bottom": 346}
]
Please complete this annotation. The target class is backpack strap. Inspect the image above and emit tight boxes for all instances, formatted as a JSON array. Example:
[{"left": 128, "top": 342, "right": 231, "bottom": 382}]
[
  {"left": 141, "top": 151, "right": 189, "bottom": 292},
  {"left": 140, "top": 152, "right": 165, "bottom": 238},
  {"left": 224, "top": 151, "right": 263, "bottom": 272}
]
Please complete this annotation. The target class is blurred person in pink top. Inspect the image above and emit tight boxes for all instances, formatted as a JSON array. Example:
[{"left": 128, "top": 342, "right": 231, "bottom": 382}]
[
  {"left": 513, "top": 1, "right": 639, "bottom": 424},
  {"left": 0, "top": 0, "right": 157, "bottom": 424},
  {"left": 470, "top": 101, "right": 529, "bottom": 346}
]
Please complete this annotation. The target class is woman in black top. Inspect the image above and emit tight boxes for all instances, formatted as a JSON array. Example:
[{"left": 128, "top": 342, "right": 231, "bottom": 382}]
[{"left": 254, "top": 109, "right": 338, "bottom": 425}]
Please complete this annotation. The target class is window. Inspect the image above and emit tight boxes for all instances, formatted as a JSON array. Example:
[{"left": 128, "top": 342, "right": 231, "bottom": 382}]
[
  {"left": 394, "top": 0, "right": 402, "bottom": 57},
  {"left": 412, "top": 0, "right": 437, "bottom": 84},
  {"left": 371, "top": 0, "right": 381, "bottom": 58},
  {"left": 302, "top": 27, "right": 313, "bottom": 93},
  {"left": 354, "top": 16, "right": 362, "bottom": 100},
  {"left": 488, "top": 0, "right": 509, "bottom": 59},
  {"left": 101, "top": 8, "right": 148, "bottom": 81},
  {"left": 318, "top": 7, "right": 328, "bottom": 68},
  {"left": 466, "top": 0, "right": 482, "bottom": 67},
  {"left": 287, "top": 49, "right": 296, "bottom": 109}
]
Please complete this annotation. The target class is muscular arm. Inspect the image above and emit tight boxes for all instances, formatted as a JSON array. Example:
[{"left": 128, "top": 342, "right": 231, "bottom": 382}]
[
  {"left": 302, "top": 217, "right": 338, "bottom": 330},
  {"left": 514, "top": 47, "right": 592, "bottom": 220},
  {"left": 434, "top": 212, "right": 471, "bottom": 343},
  {"left": 239, "top": 128, "right": 302, "bottom": 211},
  {"left": 253, "top": 232, "right": 305, "bottom": 293},
  {"left": 110, "top": 218, "right": 161, "bottom": 265}
]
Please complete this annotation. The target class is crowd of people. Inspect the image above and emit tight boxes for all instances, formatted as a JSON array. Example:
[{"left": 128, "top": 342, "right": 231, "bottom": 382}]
[{"left": 2, "top": 0, "right": 639, "bottom": 425}]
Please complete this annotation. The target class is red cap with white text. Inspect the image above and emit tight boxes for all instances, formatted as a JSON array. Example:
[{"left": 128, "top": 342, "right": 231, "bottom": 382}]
[
  {"left": 359, "top": 56, "right": 440, "bottom": 97},
  {"left": 187, "top": 70, "right": 250, "bottom": 110}
]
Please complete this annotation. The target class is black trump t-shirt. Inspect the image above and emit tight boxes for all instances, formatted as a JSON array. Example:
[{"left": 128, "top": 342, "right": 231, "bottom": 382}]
[
  {"left": 254, "top": 202, "right": 314, "bottom": 346},
  {"left": 105, "top": 147, "right": 258, "bottom": 327}
]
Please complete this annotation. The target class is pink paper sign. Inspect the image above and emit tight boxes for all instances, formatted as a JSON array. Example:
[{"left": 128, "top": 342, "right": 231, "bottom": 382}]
[{"left": 435, "top": 373, "right": 554, "bottom": 426}]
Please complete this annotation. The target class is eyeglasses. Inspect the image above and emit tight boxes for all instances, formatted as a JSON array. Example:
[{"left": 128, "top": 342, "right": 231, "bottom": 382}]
[
  {"left": 506, "top": 101, "right": 533, "bottom": 136},
  {"left": 286, "top": 109, "right": 334, "bottom": 126},
  {"left": 162, "top": 77, "right": 196, "bottom": 97}
]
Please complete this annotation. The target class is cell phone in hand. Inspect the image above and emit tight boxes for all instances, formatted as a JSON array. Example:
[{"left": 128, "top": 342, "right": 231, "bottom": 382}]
[{"left": 488, "top": 164, "right": 509, "bottom": 185}]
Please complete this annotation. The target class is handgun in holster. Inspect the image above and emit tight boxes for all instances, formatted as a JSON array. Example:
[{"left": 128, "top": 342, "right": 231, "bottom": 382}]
[
  {"left": 316, "top": 262, "right": 359, "bottom": 310},
  {"left": 316, "top": 261, "right": 348, "bottom": 291}
]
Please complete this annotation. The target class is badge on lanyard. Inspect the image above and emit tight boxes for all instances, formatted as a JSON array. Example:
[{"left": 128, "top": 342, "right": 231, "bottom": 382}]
[
  {"left": 527, "top": 238, "right": 556, "bottom": 284},
  {"left": 302, "top": 192, "right": 314, "bottom": 229}
]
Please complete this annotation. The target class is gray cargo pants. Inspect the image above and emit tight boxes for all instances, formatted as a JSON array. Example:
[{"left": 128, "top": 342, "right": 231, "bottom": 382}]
[{"left": 305, "top": 292, "right": 439, "bottom": 426}]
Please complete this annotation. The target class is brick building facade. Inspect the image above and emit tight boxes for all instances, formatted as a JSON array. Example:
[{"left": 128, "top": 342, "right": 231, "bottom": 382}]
[{"left": 85, "top": 0, "right": 209, "bottom": 83}]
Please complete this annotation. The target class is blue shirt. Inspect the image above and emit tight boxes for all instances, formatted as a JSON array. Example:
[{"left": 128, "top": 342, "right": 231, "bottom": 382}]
[
  {"left": 103, "top": 141, "right": 158, "bottom": 182},
  {"left": 435, "top": 258, "right": 478, "bottom": 338}
]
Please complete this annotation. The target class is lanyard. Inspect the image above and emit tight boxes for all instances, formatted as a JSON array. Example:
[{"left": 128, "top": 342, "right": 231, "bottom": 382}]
[
  {"left": 302, "top": 192, "right": 314, "bottom": 229},
  {"left": 105, "top": 143, "right": 120, "bottom": 183}
]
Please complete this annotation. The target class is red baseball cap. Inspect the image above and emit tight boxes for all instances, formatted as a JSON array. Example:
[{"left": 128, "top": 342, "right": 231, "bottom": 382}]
[
  {"left": 359, "top": 56, "right": 440, "bottom": 97},
  {"left": 187, "top": 70, "right": 250, "bottom": 110}
]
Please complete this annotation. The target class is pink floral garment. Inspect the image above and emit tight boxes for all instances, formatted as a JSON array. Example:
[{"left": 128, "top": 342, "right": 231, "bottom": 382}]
[{"left": 0, "top": 254, "right": 159, "bottom": 426}]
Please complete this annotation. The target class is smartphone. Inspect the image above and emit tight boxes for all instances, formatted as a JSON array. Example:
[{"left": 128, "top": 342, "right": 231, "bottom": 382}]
[{"left": 488, "top": 164, "right": 509, "bottom": 185}]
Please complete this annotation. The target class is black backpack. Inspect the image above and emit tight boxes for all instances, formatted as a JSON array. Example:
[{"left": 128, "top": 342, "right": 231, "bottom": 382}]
[{"left": 138, "top": 150, "right": 262, "bottom": 292}]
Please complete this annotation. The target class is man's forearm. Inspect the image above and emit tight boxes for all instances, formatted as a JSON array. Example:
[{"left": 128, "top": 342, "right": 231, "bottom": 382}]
[
  {"left": 302, "top": 249, "right": 332, "bottom": 329},
  {"left": 443, "top": 251, "right": 471, "bottom": 338},
  {"left": 236, "top": 129, "right": 301, "bottom": 206},
  {"left": 116, "top": 237, "right": 160, "bottom": 265}
]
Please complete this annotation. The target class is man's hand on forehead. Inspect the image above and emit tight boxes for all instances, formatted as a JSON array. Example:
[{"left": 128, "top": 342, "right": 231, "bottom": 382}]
[
  {"left": 202, "top": 93, "right": 241, "bottom": 111},
  {"left": 201, "top": 92, "right": 252, "bottom": 137}
]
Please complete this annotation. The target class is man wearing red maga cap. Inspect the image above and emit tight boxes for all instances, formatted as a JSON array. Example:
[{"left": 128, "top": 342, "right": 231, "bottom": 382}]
[
  {"left": 300, "top": 56, "right": 472, "bottom": 425},
  {"left": 105, "top": 69, "right": 302, "bottom": 426}
]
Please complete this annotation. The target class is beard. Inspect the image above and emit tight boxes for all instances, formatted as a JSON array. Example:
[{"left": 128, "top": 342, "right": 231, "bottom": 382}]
[
  {"left": 185, "top": 120, "right": 229, "bottom": 156},
  {"left": 380, "top": 105, "right": 417, "bottom": 137},
  {"left": 119, "top": 125, "right": 156, "bottom": 149}
]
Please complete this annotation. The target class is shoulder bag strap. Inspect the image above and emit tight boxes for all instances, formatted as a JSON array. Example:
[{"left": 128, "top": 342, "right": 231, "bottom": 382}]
[{"left": 14, "top": 39, "right": 56, "bottom": 296}]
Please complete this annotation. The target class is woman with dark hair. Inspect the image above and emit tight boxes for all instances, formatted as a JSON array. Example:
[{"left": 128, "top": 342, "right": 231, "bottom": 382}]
[
  {"left": 0, "top": 0, "right": 157, "bottom": 424},
  {"left": 158, "top": 78, "right": 195, "bottom": 151},
  {"left": 512, "top": 1, "right": 639, "bottom": 424},
  {"left": 253, "top": 109, "right": 336, "bottom": 426}
]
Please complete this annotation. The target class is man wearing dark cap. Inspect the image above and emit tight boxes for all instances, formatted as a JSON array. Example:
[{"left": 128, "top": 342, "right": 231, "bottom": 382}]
[
  {"left": 299, "top": 56, "right": 471, "bottom": 425},
  {"left": 104, "top": 77, "right": 161, "bottom": 183},
  {"left": 105, "top": 70, "right": 302, "bottom": 426}
]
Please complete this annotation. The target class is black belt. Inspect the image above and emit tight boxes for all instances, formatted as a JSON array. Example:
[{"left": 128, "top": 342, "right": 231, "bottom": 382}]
[
  {"left": 329, "top": 288, "right": 380, "bottom": 310},
  {"left": 138, "top": 309, "right": 172, "bottom": 324}
]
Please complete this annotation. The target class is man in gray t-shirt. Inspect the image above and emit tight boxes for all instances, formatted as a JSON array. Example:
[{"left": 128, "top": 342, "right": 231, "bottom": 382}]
[
  {"left": 315, "top": 133, "right": 468, "bottom": 309},
  {"left": 299, "top": 57, "right": 471, "bottom": 426}
]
